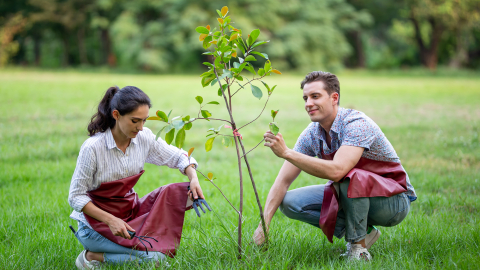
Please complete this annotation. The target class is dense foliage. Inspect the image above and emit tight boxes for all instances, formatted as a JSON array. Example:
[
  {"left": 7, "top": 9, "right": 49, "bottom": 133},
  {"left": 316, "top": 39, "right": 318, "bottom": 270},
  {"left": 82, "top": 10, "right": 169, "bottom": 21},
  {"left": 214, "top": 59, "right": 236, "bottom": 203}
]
[{"left": 1, "top": 0, "right": 479, "bottom": 71}]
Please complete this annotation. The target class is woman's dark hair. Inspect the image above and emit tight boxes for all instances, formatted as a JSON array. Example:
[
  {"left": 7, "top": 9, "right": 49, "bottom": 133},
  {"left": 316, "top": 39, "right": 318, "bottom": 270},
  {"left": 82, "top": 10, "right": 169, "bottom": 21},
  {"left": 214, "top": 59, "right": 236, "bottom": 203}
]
[{"left": 88, "top": 86, "right": 151, "bottom": 136}]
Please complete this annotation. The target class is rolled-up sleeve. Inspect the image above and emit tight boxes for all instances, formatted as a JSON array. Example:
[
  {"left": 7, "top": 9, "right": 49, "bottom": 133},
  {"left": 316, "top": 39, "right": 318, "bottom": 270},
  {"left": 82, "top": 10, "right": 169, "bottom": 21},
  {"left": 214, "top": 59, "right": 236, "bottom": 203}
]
[
  {"left": 144, "top": 128, "right": 198, "bottom": 175},
  {"left": 68, "top": 145, "right": 96, "bottom": 212}
]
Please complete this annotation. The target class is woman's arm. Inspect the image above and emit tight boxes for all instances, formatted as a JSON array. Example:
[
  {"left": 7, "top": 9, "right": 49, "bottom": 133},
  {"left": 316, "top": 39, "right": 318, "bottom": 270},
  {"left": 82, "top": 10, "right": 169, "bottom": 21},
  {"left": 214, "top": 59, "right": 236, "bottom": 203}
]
[
  {"left": 82, "top": 202, "right": 135, "bottom": 239},
  {"left": 185, "top": 165, "right": 205, "bottom": 200}
]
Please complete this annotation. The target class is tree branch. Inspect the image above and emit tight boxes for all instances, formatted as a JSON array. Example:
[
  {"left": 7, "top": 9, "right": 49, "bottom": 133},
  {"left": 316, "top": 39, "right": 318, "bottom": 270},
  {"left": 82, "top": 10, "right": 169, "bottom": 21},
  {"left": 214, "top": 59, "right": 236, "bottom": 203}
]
[
  {"left": 192, "top": 118, "right": 232, "bottom": 124},
  {"left": 237, "top": 95, "right": 270, "bottom": 131},
  {"left": 240, "top": 138, "right": 265, "bottom": 159}
]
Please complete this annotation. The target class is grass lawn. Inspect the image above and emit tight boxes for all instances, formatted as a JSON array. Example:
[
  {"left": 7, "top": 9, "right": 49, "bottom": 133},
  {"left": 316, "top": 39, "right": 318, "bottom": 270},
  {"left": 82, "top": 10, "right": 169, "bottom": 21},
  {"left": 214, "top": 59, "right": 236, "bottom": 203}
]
[{"left": 0, "top": 69, "right": 479, "bottom": 269}]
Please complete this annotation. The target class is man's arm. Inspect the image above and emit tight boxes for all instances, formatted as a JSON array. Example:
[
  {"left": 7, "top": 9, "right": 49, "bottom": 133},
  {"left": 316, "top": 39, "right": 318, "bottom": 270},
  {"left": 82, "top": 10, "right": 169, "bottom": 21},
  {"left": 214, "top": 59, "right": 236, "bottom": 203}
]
[
  {"left": 264, "top": 131, "right": 364, "bottom": 182},
  {"left": 253, "top": 160, "right": 301, "bottom": 245}
]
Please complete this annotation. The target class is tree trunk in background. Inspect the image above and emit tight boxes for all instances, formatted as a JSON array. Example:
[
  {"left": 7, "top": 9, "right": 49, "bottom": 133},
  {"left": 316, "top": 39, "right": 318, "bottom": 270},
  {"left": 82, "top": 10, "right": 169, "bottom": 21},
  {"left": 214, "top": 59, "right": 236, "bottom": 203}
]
[
  {"left": 449, "top": 29, "right": 469, "bottom": 68},
  {"left": 100, "top": 29, "right": 115, "bottom": 67},
  {"left": 61, "top": 33, "right": 69, "bottom": 67},
  {"left": 411, "top": 15, "right": 444, "bottom": 70},
  {"left": 77, "top": 27, "right": 89, "bottom": 65},
  {"left": 33, "top": 35, "right": 41, "bottom": 66},
  {"left": 352, "top": 30, "right": 366, "bottom": 68}
]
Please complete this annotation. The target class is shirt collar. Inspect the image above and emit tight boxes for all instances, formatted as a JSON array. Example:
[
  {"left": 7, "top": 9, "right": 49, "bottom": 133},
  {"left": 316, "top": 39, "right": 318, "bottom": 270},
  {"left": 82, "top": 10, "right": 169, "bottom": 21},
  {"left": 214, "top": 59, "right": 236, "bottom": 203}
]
[
  {"left": 105, "top": 128, "right": 138, "bottom": 150},
  {"left": 330, "top": 107, "right": 344, "bottom": 134}
]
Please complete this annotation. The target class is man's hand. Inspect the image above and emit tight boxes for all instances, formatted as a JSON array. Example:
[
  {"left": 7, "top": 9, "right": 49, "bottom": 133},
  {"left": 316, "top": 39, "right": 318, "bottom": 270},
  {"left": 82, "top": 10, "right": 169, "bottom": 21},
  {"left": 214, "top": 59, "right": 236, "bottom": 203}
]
[
  {"left": 253, "top": 222, "right": 268, "bottom": 246},
  {"left": 106, "top": 217, "right": 135, "bottom": 239},
  {"left": 264, "top": 131, "right": 290, "bottom": 158}
]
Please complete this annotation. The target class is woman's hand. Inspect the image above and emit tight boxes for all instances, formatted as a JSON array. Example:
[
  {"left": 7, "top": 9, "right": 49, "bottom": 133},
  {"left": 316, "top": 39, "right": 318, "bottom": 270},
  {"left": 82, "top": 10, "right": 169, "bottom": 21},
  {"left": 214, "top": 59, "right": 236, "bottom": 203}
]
[
  {"left": 106, "top": 217, "right": 135, "bottom": 240},
  {"left": 188, "top": 178, "right": 205, "bottom": 201},
  {"left": 185, "top": 165, "right": 205, "bottom": 200}
]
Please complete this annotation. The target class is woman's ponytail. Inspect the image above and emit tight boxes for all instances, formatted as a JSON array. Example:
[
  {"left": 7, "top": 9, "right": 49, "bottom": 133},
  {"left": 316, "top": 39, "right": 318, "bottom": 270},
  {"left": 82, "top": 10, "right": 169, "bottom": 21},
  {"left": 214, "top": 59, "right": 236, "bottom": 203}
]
[
  {"left": 87, "top": 86, "right": 119, "bottom": 136},
  {"left": 87, "top": 85, "right": 151, "bottom": 136}
]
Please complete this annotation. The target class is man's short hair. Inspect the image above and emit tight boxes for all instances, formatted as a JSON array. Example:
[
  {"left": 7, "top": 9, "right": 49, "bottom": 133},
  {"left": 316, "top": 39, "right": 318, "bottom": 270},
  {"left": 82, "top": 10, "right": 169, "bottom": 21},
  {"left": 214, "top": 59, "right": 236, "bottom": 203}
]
[{"left": 300, "top": 71, "right": 340, "bottom": 105}]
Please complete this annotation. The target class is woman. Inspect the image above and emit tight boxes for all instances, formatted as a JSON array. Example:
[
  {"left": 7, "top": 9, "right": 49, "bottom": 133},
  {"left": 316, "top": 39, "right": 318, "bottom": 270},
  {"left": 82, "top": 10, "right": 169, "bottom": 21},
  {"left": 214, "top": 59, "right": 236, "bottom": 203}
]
[{"left": 68, "top": 86, "right": 205, "bottom": 269}]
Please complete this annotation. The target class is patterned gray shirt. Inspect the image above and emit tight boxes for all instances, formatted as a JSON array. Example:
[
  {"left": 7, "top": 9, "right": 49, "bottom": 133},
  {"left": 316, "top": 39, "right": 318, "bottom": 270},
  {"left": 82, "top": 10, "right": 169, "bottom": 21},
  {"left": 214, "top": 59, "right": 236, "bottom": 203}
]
[
  {"left": 68, "top": 127, "right": 197, "bottom": 228},
  {"left": 293, "top": 107, "right": 417, "bottom": 201}
]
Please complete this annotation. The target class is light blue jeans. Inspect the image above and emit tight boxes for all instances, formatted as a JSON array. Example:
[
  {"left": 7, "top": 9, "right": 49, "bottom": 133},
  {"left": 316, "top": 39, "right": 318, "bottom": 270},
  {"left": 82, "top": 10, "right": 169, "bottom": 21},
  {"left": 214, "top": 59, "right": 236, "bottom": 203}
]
[
  {"left": 74, "top": 221, "right": 166, "bottom": 265},
  {"left": 279, "top": 179, "right": 411, "bottom": 243}
]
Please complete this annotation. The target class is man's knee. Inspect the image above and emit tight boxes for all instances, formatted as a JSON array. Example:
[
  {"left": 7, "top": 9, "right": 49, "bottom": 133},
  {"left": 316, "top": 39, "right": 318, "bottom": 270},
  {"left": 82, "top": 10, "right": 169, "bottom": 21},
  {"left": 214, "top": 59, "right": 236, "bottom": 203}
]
[{"left": 279, "top": 192, "right": 302, "bottom": 219}]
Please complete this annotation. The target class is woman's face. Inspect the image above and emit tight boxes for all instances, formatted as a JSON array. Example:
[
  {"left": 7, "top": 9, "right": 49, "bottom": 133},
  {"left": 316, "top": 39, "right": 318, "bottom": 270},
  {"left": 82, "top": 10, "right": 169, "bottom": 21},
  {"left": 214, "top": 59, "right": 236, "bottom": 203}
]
[{"left": 113, "top": 105, "right": 150, "bottom": 139}]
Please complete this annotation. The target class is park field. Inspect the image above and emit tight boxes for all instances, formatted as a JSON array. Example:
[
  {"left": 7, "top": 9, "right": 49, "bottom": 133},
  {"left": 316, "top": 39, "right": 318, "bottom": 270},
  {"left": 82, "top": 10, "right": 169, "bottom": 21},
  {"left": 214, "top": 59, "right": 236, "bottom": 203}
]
[{"left": 0, "top": 69, "right": 479, "bottom": 269}]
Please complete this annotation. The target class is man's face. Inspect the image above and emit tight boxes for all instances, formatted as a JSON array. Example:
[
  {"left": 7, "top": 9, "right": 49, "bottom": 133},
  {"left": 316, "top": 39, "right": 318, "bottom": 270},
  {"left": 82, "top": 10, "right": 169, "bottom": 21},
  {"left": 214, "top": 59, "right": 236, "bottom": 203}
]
[
  {"left": 303, "top": 81, "right": 338, "bottom": 123},
  {"left": 113, "top": 104, "right": 149, "bottom": 138}
]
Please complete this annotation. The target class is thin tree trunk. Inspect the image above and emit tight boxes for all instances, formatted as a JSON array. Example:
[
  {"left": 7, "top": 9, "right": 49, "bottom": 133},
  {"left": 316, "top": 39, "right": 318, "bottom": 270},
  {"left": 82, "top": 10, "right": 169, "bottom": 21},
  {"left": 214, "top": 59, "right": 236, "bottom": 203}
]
[
  {"left": 33, "top": 35, "right": 41, "bottom": 66},
  {"left": 410, "top": 12, "right": 443, "bottom": 70},
  {"left": 238, "top": 139, "right": 269, "bottom": 247},
  {"left": 233, "top": 135, "right": 243, "bottom": 258},
  {"left": 77, "top": 27, "right": 89, "bottom": 65},
  {"left": 61, "top": 32, "right": 69, "bottom": 67},
  {"left": 352, "top": 30, "right": 365, "bottom": 68},
  {"left": 100, "top": 29, "right": 111, "bottom": 66}
]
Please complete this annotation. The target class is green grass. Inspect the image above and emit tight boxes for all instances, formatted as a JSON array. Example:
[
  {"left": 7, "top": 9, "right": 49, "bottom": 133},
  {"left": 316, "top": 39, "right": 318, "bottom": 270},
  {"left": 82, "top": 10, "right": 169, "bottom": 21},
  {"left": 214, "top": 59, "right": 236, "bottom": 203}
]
[{"left": 0, "top": 69, "right": 479, "bottom": 269}]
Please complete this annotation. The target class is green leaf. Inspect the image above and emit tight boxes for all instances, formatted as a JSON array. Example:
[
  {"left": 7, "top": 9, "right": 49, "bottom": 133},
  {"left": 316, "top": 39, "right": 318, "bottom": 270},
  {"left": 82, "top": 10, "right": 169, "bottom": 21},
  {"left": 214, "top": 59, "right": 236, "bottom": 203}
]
[
  {"left": 264, "top": 60, "right": 271, "bottom": 72},
  {"left": 244, "top": 64, "right": 256, "bottom": 75},
  {"left": 201, "top": 75, "right": 215, "bottom": 87},
  {"left": 251, "top": 40, "right": 269, "bottom": 48},
  {"left": 185, "top": 122, "right": 193, "bottom": 130},
  {"left": 210, "top": 78, "right": 218, "bottom": 86},
  {"left": 196, "top": 26, "right": 209, "bottom": 34},
  {"left": 203, "top": 36, "right": 213, "bottom": 49},
  {"left": 195, "top": 96, "right": 203, "bottom": 104},
  {"left": 233, "top": 62, "right": 240, "bottom": 69},
  {"left": 258, "top": 68, "right": 265, "bottom": 77},
  {"left": 167, "top": 110, "right": 172, "bottom": 119},
  {"left": 251, "top": 51, "right": 268, "bottom": 59},
  {"left": 164, "top": 123, "right": 174, "bottom": 134},
  {"left": 165, "top": 127, "right": 175, "bottom": 145},
  {"left": 214, "top": 55, "right": 222, "bottom": 68},
  {"left": 269, "top": 85, "right": 276, "bottom": 95},
  {"left": 173, "top": 120, "right": 185, "bottom": 130},
  {"left": 235, "top": 75, "right": 244, "bottom": 81},
  {"left": 238, "top": 57, "right": 244, "bottom": 64},
  {"left": 218, "top": 84, "right": 227, "bottom": 96},
  {"left": 205, "top": 137, "right": 215, "bottom": 152},
  {"left": 203, "top": 62, "right": 214, "bottom": 68},
  {"left": 269, "top": 122, "right": 279, "bottom": 135},
  {"left": 182, "top": 115, "right": 191, "bottom": 122},
  {"left": 207, "top": 101, "right": 220, "bottom": 105},
  {"left": 222, "top": 136, "right": 233, "bottom": 147},
  {"left": 156, "top": 110, "right": 168, "bottom": 122},
  {"left": 216, "top": 124, "right": 223, "bottom": 132},
  {"left": 271, "top": 110, "right": 279, "bottom": 121},
  {"left": 261, "top": 81, "right": 271, "bottom": 92},
  {"left": 155, "top": 125, "right": 168, "bottom": 140},
  {"left": 175, "top": 128, "right": 186, "bottom": 148},
  {"left": 216, "top": 9, "right": 223, "bottom": 17},
  {"left": 251, "top": 85, "right": 263, "bottom": 99},
  {"left": 245, "top": 55, "right": 256, "bottom": 62},
  {"left": 203, "top": 52, "right": 214, "bottom": 55},
  {"left": 201, "top": 110, "right": 212, "bottom": 119},
  {"left": 250, "top": 29, "right": 260, "bottom": 44}
]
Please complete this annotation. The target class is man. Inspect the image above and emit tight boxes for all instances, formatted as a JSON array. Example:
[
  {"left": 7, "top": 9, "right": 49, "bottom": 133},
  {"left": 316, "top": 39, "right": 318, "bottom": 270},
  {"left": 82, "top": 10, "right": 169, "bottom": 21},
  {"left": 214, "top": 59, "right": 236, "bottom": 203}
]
[{"left": 253, "top": 71, "right": 416, "bottom": 261}]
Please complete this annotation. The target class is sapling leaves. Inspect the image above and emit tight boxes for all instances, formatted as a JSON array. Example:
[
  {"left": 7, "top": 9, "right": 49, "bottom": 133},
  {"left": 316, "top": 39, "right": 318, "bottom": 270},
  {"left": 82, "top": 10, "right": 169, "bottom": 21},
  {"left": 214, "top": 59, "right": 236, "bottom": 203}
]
[
  {"left": 196, "top": 26, "right": 209, "bottom": 34},
  {"left": 221, "top": 6, "right": 228, "bottom": 16},
  {"left": 205, "top": 137, "right": 215, "bottom": 152},
  {"left": 165, "top": 127, "right": 175, "bottom": 145},
  {"left": 188, "top": 147, "right": 194, "bottom": 157},
  {"left": 156, "top": 110, "right": 168, "bottom": 122},
  {"left": 155, "top": 125, "right": 168, "bottom": 140},
  {"left": 147, "top": 116, "right": 161, "bottom": 121},
  {"left": 175, "top": 128, "right": 186, "bottom": 149},
  {"left": 264, "top": 60, "right": 271, "bottom": 72},
  {"left": 271, "top": 110, "right": 279, "bottom": 121},
  {"left": 272, "top": 69, "right": 282, "bottom": 74},
  {"left": 251, "top": 51, "right": 268, "bottom": 59},
  {"left": 269, "top": 122, "right": 279, "bottom": 135},
  {"left": 249, "top": 29, "right": 260, "bottom": 43},
  {"left": 245, "top": 55, "right": 256, "bottom": 62},
  {"left": 258, "top": 68, "right": 265, "bottom": 77},
  {"left": 173, "top": 120, "right": 185, "bottom": 130},
  {"left": 222, "top": 136, "right": 233, "bottom": 147},
  {"left": 201, "top": 75, "right": 216, "bottom": 87},
  {"left": 251, "top": 85, "right": 263, "bottom": 99},
  {"left": 195, "top": 96, "right": 203, "bottom": 104},
  {"left": 201, "top": 110, "right": 212, "bottom": 119},
  {"left": 244, "top": 64, "right": 256, "bottom": 75},
  {"left": 207, "top": 101, "right": 220, "bottom": 105}
]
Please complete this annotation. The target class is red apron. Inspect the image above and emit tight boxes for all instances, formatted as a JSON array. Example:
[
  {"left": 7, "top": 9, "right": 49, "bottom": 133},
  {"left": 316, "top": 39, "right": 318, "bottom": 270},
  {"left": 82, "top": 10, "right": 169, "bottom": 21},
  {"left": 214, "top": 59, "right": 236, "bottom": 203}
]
[
  {"left": 84, "top": 170, "right": 190, "bottom": 257},
  {"left": 318, "top": 152, "right": 408, "bottom": 243}
]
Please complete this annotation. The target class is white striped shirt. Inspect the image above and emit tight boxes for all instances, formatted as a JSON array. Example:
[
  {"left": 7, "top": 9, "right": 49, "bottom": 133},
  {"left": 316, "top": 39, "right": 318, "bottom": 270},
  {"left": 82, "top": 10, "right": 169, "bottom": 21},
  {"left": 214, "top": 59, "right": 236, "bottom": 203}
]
[{"left": 68, "top": 127, "right": 197, "bottom": 228}]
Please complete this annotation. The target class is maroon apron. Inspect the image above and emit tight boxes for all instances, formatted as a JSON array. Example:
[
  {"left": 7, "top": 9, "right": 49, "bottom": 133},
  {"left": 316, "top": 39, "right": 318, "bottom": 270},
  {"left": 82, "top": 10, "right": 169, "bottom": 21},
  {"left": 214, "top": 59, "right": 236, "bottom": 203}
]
[
  {"left": 84, "top": 170, "right": 190, "bottom": 257},
  {"left": 318, "top": 151, "right": 408, "bottom": 243}
]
